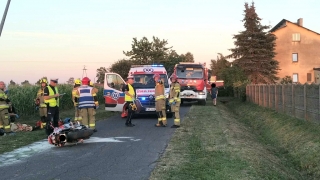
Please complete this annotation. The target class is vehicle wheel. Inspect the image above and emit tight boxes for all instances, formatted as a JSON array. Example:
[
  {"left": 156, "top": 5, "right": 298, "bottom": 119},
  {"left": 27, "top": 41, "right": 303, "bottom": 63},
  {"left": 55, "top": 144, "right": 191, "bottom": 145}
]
[
  {"left": 181, "top": 99, "right": 184, "bottom": 105},
  {"left": 198, "top": 100, "right": 206, "bottom": 106},
  {"left": 166, "top": 113, "right": 173, "bottom": 118}
]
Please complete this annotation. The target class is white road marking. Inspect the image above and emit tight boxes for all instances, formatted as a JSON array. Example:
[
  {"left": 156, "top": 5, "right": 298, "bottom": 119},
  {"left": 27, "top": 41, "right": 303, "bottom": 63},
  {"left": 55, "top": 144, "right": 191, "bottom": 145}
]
[{"left": 0, "top": 137, "right": 142, "bottom": 167}]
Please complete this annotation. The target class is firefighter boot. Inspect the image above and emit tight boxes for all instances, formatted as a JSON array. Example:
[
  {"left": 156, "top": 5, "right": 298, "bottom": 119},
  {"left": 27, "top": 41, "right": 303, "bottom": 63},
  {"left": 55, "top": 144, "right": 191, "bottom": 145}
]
[
  {"left": 171, "top": 112, "right": 180, "bottom": 128},
  {"left": 40, "top": 116, "right": 46, "bottom": 129},
  {"left": 155, "top": 111, "right": 163, "bottom": 127},
  {"left": 155, "top": 112, "right": 166, "bottom": 127},
  {"left": 125, "top": 109, "right": 135, "bottom": 127}
]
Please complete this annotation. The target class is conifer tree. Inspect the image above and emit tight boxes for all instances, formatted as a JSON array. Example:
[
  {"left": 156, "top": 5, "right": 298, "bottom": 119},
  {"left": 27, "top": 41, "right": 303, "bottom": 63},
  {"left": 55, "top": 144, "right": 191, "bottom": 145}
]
[{"left": 227, "top": 2, "right": 279, "bottom": 84}]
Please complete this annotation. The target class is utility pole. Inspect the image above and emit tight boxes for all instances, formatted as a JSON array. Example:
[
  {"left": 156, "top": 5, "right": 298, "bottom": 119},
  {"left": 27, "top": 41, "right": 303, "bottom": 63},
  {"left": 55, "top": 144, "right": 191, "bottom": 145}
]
[
  {"left": 82, "top": 65, "right": 87, "bottom": 78},
  {"left": 0, "top": 0, "right": 11, "bottom": 37}
]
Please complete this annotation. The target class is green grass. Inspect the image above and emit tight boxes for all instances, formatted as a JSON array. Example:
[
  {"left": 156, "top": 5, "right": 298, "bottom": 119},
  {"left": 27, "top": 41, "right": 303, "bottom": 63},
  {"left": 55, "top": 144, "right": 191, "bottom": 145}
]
[
  {"left": 0, "top": 107, "right": 116, "bottom": 155},
  {"left": 225, "top": 99, "right": 320, "bottom": 179},
  {"left": 149, "top": 99, "right": 309, "bottom": 180}
]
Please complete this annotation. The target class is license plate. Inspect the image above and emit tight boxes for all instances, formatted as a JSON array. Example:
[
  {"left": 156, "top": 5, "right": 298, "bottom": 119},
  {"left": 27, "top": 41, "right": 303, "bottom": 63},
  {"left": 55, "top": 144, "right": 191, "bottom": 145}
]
[{"left": 146, "top": 108, "right": 156, "bottom": 111}]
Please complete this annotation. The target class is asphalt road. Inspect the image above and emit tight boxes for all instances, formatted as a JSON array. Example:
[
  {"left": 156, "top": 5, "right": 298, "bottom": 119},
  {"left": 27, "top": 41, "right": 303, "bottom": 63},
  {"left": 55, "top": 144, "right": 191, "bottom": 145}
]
[{"left": 0, "top": 105, "right": 192, "bottom": 180}]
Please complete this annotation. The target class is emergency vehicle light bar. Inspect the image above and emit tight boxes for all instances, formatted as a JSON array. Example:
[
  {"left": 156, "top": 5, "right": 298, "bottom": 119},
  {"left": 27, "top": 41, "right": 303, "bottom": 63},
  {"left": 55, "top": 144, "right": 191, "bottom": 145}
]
[{"left": 131, "top": 64, "right": 163, "bottom": 67}]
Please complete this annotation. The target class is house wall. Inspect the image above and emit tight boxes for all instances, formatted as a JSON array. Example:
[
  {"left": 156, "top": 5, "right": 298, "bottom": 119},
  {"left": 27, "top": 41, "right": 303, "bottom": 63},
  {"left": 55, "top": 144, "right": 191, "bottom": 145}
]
[{"left": 272, "top": 22, "right": 320, "bottom": 84}]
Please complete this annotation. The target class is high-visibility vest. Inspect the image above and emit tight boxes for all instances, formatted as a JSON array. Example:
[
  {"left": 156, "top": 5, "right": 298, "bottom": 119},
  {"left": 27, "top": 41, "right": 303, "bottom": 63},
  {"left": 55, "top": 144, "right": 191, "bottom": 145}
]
[
  {"left": 125, "top": 84, "right": 135, "bottom": 102},
  {"left": 78, "top": 85, "right": 95, "bottom": 109},
  {"left": 0, "top": 89, "right": 9, "bottom": 110},
  {"left": 44, "top": 86, "right": 59, "bottom": 107}
]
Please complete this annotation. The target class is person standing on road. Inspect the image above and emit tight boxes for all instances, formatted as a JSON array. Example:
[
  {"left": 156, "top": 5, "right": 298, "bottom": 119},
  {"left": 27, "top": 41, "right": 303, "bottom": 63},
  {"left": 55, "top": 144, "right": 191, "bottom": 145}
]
[
  {"left": 154, "top": 73, "right": 167, "bottom": 127},
  {"left": 210, "top": 83, "right": 218, "bottom": 106},
  {"left": 43, "top": 78, "right": 61, "bottom": 135},
  {"left": 169, "top": 74, "right": 181, "bottom": 128},
  {"left": 72, "top": 79, "right": 82, "bottom": 123},
  {"left": 122, "top": 75, "right": 136, "bottom": 127},
  {"left": 35, "top": 78, "right": 48, "bottom": 129},
  {"left": 76, "top": 77, "right": 98, "bottom": 132}
]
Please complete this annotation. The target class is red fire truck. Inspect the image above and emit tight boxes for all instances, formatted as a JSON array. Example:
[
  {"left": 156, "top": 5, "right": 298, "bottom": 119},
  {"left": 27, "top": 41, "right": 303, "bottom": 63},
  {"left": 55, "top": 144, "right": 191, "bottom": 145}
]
[{"left": 171, "top": 62, "right": 211, "bottom": 105}]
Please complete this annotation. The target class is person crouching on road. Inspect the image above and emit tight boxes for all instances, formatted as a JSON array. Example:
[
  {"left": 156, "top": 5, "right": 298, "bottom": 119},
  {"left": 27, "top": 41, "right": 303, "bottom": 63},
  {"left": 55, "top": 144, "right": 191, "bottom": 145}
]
[
  {"left": 169, "top": 74, "right": 181, "bottom": 128},
  {"left": 122, "top": 75, "right": 136, "bottom": 127},
  {"left": 154, "top": 73, "right": 167, "bottom": 127},
  {"left": 72, "top": 79, "right": 82, "bottom": 123},
  {"left": 43, "top": 78, "right": 61, "bottom": 135},
  {"left": 35, "top": 78, "right": 48, "bottom": 129},
  {"left": 210, "top": 83, "right": 218, "bottom": 106},
  {"left": 76, "top": 77, "right": 98, "bottom": 132}
]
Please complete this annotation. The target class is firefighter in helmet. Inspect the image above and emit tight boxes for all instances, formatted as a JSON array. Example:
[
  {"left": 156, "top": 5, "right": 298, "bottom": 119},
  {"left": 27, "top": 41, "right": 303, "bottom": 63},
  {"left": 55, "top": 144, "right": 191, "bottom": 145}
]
[
  {"left": 72, "top": 79, "right": 82, "bottom": 123},
  {"left": 35, "top": 78, "right": 48, "bottom": 129},
  {"left": 75, "top": 77, "right": 98, "bottom": 132},
  {"left": 169, "top": 74, "right": 181, "bottom": 128},
  {"left": 89, "top": 81, "right": 99, "bottom": 94},
  {"left": 154, "top": 73, "right": 167, "bottom": 127},
  {"left": 0, "top": 81, "right": 13, "bottom": 136}
]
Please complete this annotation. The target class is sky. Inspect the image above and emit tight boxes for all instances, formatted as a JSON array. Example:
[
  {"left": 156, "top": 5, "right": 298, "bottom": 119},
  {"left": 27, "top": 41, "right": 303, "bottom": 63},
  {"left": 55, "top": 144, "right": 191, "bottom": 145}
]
[{"left": 0, "top": 0, "right": 319, "bottom": 85}]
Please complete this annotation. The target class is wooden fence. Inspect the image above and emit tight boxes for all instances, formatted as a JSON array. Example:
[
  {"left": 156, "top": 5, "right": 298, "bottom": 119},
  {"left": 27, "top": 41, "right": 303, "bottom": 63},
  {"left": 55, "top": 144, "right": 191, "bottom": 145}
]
[{"left": 246, "top": 84, "right": 320, "bottom": 123}]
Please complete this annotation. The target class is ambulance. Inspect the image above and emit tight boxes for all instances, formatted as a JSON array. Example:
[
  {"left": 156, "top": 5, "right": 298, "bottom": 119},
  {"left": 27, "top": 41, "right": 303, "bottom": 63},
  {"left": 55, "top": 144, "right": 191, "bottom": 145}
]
[{"left": 103, "top": 64, "right": 173, "bottom": 118}]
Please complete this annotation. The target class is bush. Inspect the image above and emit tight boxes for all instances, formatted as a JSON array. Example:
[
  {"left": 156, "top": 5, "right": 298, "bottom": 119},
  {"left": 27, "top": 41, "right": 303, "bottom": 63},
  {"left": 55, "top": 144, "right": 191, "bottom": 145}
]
[{"left": 217, "top": 86, "right": 234, "bottom": 97}]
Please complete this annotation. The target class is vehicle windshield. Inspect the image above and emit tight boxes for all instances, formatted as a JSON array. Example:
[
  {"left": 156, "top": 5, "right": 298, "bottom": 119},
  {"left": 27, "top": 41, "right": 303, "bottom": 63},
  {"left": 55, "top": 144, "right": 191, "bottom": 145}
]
[
  {"left": 176, "top": 67, "right": 204, "bottom": 79},
  {"left": 133, "top": 74, "right": 169, "bottom": 88}
]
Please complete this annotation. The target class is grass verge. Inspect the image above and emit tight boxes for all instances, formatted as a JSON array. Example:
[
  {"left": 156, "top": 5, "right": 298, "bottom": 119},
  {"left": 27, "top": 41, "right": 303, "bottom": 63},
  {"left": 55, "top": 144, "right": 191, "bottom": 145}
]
[
  {"left": 149, "top": 99, "right": 307, "bottom": 180},
  {"left": 0, "top": 108, "right": 116, "bottom": 155},
  {"left": 225, "top": 99, "right": 320, "bottom": 179}
]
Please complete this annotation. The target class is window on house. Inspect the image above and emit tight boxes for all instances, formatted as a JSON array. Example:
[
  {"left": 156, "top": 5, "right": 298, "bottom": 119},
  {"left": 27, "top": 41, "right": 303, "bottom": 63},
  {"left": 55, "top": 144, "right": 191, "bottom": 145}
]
[
  {"left": 292, "top": 53, "right": 298, "bottom": 62},
  {"left": 292, "top": 33, "right": 300, "bottom": 41},
  {"left": 293, "top": 73, "right": 299, "bottom": 83},
  {"left": 307, "top": 73, "right": 312, "bottom": 82}
]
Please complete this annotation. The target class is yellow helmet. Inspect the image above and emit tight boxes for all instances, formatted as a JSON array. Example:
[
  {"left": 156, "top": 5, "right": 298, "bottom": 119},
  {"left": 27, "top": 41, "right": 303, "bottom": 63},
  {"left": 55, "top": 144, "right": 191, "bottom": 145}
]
[
  {"left": 74, "top": 79, "right": 81, "bottom": 85},
  {"left": 89, "top": 81, "right": 94, "bottom": 86},
  {"left": 40, "top": 79, "right": 47, "bottom": 84}
]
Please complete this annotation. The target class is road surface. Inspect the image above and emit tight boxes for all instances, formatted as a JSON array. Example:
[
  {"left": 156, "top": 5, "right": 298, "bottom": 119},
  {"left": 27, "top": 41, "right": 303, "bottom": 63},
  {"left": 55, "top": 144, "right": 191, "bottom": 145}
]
[{"left": 0, "top": 105, "right": 192, "bottom": 180}]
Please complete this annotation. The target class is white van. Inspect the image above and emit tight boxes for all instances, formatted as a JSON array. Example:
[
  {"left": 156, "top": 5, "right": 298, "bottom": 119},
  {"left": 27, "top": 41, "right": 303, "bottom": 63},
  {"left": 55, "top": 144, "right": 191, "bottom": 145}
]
[{"left": 103, "top": 65, "right": 173, "bottom": 118}]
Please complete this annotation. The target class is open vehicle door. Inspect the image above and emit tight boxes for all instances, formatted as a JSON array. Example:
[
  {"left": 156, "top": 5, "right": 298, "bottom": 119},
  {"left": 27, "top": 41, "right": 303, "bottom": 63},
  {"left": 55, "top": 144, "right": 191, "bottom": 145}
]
[{"left": 104, "top": 73, "right": 126, "bottom": 112}]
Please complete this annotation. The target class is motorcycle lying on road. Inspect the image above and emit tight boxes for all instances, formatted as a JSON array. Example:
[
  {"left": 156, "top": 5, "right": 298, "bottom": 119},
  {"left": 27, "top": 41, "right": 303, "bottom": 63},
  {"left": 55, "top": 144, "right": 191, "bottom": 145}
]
[{"left": 47, "top": 118, "right": 94, "bottom": 147}]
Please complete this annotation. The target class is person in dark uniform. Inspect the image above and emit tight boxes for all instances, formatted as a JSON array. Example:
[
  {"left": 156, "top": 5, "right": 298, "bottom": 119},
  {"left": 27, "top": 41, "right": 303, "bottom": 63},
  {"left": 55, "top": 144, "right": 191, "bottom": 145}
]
[
  {"left": 43, "top": 78, "right": 60, "bottom": 135},
  {"left": 122, "top": 75, "right": 136, "bottom": 127}
]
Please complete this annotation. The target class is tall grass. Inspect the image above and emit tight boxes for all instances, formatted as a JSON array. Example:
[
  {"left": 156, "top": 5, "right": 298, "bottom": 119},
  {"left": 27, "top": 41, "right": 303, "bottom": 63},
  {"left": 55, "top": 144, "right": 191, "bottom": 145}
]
[{"left": 6, "top": 84, "right": 105, "bottom": 116}]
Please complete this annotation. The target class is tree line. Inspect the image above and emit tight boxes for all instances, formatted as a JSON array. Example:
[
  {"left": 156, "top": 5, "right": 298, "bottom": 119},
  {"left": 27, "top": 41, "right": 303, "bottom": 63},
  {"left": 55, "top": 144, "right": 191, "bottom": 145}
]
[
  {"left": 8, "top": 2, "right": 288, "bottom": 91},
  {"left": 95, "top": 36, "right": 195, "bottom": 83},
  {"left": 96, "top": 2, "right": 287, "bottom": 90}
]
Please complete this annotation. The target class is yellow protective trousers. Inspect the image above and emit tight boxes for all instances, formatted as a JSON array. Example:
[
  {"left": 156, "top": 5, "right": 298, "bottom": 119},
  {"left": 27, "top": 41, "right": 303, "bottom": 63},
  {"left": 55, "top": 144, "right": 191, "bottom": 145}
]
[{"left": 80, "top": 108, "right": 96, "bottom": 129}]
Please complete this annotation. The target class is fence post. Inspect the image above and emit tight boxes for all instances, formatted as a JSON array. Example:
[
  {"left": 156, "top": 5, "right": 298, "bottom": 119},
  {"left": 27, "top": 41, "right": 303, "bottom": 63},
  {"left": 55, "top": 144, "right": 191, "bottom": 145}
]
[
  {"left": 274, "top": 84, "right": 277, "bottom": 110},
  {"left": 246, "top": 85, "right": 248, "bottom": 102},
  {"left": 282, "top": 84, "right": 285, "bottom": 113},
  {"left": 319, "top": 84, "right": 320, "bottom": 121},
  {"left": 292, "top": 84, "right": 295, "bottom": 118},
  {"left": 304, "top": 84, "right": 307, "bottom": 121},
  {"left": 253, "top": 85, "right": 255, "bottom": 103},
  {"left": 258, "top": 84, "right": 260, "bottom": 105},
  {"left": 263, "top": 85, "right": 266, "bottom": 107},
  {"left": 268, "top": 85, "right": 271, "bottom": 108},
  {"left": 253, "top": 84, "right": 257, "bottom": 103},
  {"left": 250, "top": 85, "right": 252, "bottom": 102}
]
